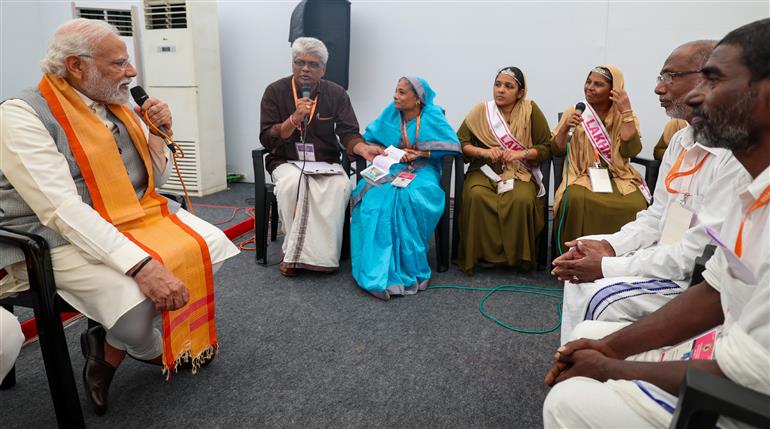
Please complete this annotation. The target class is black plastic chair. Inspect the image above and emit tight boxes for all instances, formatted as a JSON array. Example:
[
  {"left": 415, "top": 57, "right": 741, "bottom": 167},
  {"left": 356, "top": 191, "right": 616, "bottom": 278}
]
[
  {"left": 355, "top": 155, "right": 454, "bottom": 272},
  {"left": 0, "top": 228, "right": 85, "bottom": 428},
  {"left": 631, "top": 157, "right": 662, "bottom": 199},
  {"left": 451, "top": 158, "right": 552, "bottom": 271},
  {"left": 252, "top": 147, "right": 352, "bottom": 265},
  {"left": 670, "top": 367, "right": 770, "bottom": 429},
  {"left": 689, "top": 244, "right": 716, "bottom": 287}
]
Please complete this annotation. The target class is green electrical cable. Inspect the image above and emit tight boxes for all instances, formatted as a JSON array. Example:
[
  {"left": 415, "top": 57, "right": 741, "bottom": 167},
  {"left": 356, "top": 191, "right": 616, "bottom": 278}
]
[
  {"left": 427, "top": 284, "right": 563, "bottom": 335},
  {"left": 556, "top": 140, "right": 570, "bottom": 256}
]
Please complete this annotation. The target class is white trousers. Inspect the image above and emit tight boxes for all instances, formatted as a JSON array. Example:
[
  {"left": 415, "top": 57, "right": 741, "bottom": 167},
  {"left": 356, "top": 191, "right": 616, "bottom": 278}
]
[
  {"left": 272, "top": 163, "right": 352, "bottom": 270},
  {"left": 545, "top": 321, "right": 674, "bottom": 428},
  {"left": 545, "top": 321, "right": 743, "bottom": 429},
  {"left": 1, "top": 209, "right": 238, "bottom": 329},
  {"left": 560, "top": 276, "right": 686, "bottom": 344},
  {"left": 0, "top": 306, "right": 24, "bottom": 379}
]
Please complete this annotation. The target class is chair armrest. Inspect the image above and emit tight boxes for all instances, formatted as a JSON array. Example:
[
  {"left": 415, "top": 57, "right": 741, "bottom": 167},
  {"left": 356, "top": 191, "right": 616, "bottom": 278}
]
[
  {"left": 160, "top": 192, "right": 187, "bottom": 210},
  {"left": 632, "top": 156, "right": 662, "bottom": 192},
  {"left": 631, "top": 156, "right": 661, "bottom": 169},
  {"left": 689, "top": 244, "right": 716, "bottom": 287},
  {"left": 355, "top": 156, "right": 366, "bottom": 182},
  {"left": 0, "top": 228, "right": 57, "bottom": 307},
  {"left": 670, "top": 368, "right": 770, "bottom": 429}
]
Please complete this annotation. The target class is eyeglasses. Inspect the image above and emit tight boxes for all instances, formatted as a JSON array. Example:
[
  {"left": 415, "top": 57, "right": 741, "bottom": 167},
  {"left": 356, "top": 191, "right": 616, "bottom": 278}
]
[
  {"left": 656, "top": 70, "right": 700, "bottom": 84},
  {"left": 78, "top": 55, "right": 132, "bottom": 71},
  {"left": 293, "top": 59, "right": 323, "bottom": 70}
]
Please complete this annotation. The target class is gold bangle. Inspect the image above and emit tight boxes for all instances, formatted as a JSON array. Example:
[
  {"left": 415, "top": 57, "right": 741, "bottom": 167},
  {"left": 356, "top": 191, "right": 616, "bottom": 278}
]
[
  {"left": 622, "top": 116, "right": 635, "bottom": 123},
  {"left": 620, "top": 109, "right": 633, "bottom": 115}
]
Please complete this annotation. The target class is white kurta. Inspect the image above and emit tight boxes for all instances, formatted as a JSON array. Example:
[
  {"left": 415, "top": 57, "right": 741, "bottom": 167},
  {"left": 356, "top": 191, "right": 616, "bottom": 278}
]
[
  {"left": 545, "top": 165, "right": 770, "bottom": 429},
  {"left": 560, "top": 127, "right": 748, "bottom": 342},
  {"left": 0, "top": 96, "right": 239, "bottom": 328},
  {"left": 271, "top": 162, "right": 352, "bottom": 270}
]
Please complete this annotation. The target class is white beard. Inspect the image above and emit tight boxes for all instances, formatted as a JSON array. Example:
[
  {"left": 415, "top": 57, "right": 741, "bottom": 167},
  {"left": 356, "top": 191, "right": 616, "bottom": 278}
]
[{"left": 82, "top": 67, "right": 131, "bottom": 104}]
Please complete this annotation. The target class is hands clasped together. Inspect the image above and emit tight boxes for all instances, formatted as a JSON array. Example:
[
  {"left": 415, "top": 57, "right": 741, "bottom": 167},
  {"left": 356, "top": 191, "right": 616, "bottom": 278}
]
[
  {"left": 551, "top": 239, "right": 616, "bottom": 283},
  {"left": 544, "top": 337, "right": 624, "bottom": 387}
]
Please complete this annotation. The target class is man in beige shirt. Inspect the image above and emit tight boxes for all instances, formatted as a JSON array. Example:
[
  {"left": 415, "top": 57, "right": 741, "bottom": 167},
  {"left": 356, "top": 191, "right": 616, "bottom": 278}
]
[{"left": 0, "top": 19, "right": 238, "bottom": 414}]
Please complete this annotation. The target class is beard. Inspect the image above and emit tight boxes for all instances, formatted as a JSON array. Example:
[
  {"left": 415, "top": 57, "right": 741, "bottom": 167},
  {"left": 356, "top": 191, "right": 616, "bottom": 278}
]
[
  {"left": 691, "top": 90, "right": 757, "bottom": 152},
  {"left": 82, "top": 67, "right": 131, "bottom": 105},
  {"left": 666, "top": 98, "right": 691, "bottom": 120}
]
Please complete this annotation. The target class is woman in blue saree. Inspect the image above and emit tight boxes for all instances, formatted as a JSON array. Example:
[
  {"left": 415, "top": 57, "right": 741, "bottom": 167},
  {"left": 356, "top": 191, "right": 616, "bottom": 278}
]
[{"left": 350, "top": 77, "right": 461, "bottom": 300}]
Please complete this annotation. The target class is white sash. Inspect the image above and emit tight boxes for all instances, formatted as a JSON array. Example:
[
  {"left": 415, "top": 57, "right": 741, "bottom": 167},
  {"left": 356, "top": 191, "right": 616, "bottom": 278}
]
[
  {"left": 580, "top": 100, "right": 652, "bottom": 202},
  {"left": 484, "top": 101, "right": 545, "bottom": 197},
  {"left": 580, "top": 100, "right": 613, "bottom": 165}
]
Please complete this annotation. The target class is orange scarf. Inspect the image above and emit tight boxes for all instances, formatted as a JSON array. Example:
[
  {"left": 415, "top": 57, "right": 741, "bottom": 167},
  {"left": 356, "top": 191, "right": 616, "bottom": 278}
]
[{"left": 39, "top": 74, "right": 216, "bottom": 376}]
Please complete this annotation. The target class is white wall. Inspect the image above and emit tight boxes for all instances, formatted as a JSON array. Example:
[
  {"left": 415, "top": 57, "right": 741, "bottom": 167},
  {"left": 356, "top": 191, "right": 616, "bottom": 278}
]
[
  {"left": 220, "top": 0, "right": 768, "bottom": 182},
  {"left": 3, "top": 1, "right": 769, "bottom": 183},
  {"left": 0, "top": 1, "right": 76, "bottom": 99}
]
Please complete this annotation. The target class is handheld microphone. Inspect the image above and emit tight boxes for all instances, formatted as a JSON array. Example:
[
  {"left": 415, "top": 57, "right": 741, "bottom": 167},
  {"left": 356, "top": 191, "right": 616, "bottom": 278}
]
[
  {"left": 130, "top": 86, "right": 176, "bottom": 153},
  {"left": 300, "top": 83, "right": 311, "bottom": 129},
  {"left": 566, "top": 102, "right": 586, "bottom": 143}
]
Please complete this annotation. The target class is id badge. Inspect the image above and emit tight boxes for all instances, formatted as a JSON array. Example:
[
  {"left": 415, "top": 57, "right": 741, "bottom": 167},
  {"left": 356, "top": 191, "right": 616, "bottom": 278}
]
[
  {"left": 659, "top": 328, "right": 718, "bottom": 361},
  {"left": 660, "top": 198, "right": 695, "bottom": 245},
  {"left": 497, "top": 179, "right": 515, "bottom": 194},
  {"left": 588, "top": 167, "right": 613, "bottom": 193},
  {"left": 295, "top": 143, "right": 316, "bottom": 161},
  {"left": 391, "top": 171, "right": 416, "bottom": 188}
]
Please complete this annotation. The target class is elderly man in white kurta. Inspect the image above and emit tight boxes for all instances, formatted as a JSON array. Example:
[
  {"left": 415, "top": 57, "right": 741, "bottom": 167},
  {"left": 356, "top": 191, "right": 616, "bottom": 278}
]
[
  {"left": 0, "top": 19, "right": 238, "bottom": 415},
  {"left": 551, "top": 40, "right": 747, "bottom": 342},
  {"left": 543, "top": 18, "right": 770, "bottom": 428}
]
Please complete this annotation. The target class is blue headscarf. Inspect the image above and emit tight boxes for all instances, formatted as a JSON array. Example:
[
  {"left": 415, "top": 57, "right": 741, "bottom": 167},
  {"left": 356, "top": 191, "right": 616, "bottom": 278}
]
[{"left": 363, "top": 77, "right": 461, "bottom": 154}]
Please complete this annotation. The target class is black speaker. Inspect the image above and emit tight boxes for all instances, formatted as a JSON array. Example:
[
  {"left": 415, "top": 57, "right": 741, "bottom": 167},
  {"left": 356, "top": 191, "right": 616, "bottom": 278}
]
[{"left": 289, "top": 0, "right": 351, "bottom": 89}]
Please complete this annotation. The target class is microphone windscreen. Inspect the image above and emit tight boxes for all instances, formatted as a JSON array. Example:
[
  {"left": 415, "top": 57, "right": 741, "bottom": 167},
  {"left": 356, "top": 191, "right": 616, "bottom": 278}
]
[
  {"left": 301, "top": 83, "right": 311, "bottom": 99},
  {"left": 130, "top": 86, "right": 149, "bottom": 107},
  {"left": 575, "top": 102, "right": 586, "bottom": 114}
]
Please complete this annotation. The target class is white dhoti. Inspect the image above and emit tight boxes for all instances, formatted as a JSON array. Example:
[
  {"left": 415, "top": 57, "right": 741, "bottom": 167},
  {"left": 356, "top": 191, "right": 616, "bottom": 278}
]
[
  {"left": 559, "top": 233, "right": 691, "bottom": 344},
  {"left": 0, "top": 306, "right": 24, "bottom": 379},
  {"left": 545, "top": 321, "right": 746, "bottom": 429},
  {"left": 0, "top": 208, "right": 239, "bottom": 329},
  {"left": 560, "top": 276, "right": 686, "bottom": 344},
  {"left": 272, "top": 163, "right": 352, "bottom": 270}
]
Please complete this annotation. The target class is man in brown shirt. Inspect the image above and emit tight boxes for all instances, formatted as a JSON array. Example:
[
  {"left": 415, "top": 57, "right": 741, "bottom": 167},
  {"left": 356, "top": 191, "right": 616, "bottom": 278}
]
[{"left": 259, "top": 37, "right": 380, "bottom": 276}]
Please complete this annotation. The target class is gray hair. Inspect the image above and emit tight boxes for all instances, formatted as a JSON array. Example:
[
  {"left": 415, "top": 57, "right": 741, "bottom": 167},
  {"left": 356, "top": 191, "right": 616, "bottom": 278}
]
[
  {"left": 40, "top": 18, "right": 119, "bottom": 77},
  {"left": 291, "top": 37, "right": 328, "bottom": 65}
]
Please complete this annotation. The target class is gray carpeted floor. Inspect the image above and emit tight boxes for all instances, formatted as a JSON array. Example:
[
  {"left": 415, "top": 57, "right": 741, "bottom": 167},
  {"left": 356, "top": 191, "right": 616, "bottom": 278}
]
[{"left": 2, "top": 183, "right": 563, "bottom": 428}]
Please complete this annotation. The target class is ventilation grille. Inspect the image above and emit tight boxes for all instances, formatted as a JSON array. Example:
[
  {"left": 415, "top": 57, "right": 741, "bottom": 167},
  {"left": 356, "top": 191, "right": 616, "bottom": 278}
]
[
  {"left": 144, "top": 0, "right": 187, "bottom": 30},
  {"left": 158, "top": 141, "right": 201, "bottom": 196},
  {"left": 76, "top": 8, "right": 133, "bottom": 37}
]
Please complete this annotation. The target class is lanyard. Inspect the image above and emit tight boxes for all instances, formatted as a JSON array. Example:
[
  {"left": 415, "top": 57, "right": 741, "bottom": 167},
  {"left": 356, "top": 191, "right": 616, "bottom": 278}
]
[
  {"left": 665, "top": 148, "right": 710, "bottom": 195},
  {"left": 291, "top": 78, "right": 318, "bottom": 129},
  {"left": 401, "top": 114, "right": 421, "bottom": 149},
  {"left": 592, "top": 147, "right": 602, "bottom": 167},
  {"left": 734, "top": 184, "right": 770, "bottom": 258}
]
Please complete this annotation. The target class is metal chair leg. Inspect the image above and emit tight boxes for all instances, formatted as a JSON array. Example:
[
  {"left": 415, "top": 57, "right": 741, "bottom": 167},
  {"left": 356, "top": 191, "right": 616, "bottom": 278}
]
[
  {"left": 341, "top": 203, "right": 351, "bottom": 260},
  {"left": 269, "top": 194, "right": 279, "bottom": 242},
  {"left": 0, "top": 365, "right": 16, "bottom": 390}
]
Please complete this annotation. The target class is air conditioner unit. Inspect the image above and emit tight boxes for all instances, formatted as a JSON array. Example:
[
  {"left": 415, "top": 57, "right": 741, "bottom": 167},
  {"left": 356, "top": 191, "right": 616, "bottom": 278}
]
[
  {"left": 72, "top": 1, "right": 144, "bottom": 88},
  {"left": 141, "top": 0, "right": 227, "bottom": 197}
]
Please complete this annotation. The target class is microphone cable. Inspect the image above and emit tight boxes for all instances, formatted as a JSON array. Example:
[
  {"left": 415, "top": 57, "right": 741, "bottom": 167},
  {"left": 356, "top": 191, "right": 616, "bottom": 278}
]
[{"left": 142, "top": 112, "right": 195, "bottom": 215}]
